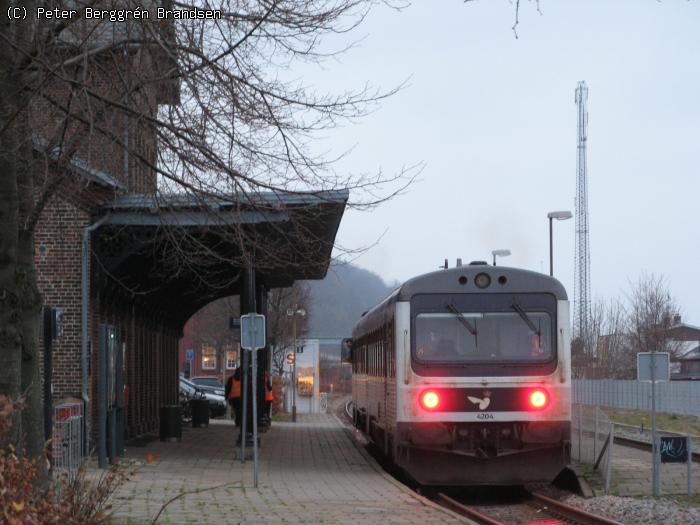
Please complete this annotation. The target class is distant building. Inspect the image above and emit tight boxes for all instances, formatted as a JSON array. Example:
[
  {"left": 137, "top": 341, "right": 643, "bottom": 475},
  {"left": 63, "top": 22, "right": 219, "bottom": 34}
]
[
  {"left": 283, "top": 339, "right": 321, "bottom": 413},
  {"left": 668, "top": 319, "right": 700, "bottom": 380}
]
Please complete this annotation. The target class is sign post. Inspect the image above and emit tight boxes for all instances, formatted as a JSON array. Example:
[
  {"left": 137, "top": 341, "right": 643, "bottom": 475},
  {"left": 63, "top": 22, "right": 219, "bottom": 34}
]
[
  {"left": 638, "top": 351, "right": 670, "bottom": 498},
  {"left": 240, "top": 313, "right": 266, "bottom": 488}
]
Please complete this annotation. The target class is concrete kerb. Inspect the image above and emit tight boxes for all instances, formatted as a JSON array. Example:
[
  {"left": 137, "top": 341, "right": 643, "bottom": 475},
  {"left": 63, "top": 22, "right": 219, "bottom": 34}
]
[{"left": 331, "top": 414, "right": 474, "bottom": 524}]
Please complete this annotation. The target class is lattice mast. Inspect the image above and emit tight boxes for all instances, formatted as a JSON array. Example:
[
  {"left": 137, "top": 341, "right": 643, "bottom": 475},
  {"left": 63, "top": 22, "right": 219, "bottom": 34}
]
[{"left": 573, "top": 81, "right": 591, "bottom": 348}]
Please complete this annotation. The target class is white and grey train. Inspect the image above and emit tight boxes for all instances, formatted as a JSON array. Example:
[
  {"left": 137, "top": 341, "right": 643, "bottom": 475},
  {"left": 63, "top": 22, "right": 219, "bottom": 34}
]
[{"left": 342, "top": 263, "right": 572, "bottom": 485}]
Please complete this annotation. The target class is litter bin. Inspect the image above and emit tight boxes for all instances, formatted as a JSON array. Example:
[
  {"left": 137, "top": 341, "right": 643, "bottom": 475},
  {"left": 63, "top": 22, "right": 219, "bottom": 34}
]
[
  {"left": 159, "top": 405, "right": 182, "bottom": 441},
  {"left": 191, "top": 399, "right": 210, "bottom": 428}
]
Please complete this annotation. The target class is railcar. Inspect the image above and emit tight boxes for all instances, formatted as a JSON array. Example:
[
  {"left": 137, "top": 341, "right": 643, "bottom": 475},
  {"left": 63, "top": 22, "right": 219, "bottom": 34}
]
[{"left": 342, "top": 262, "right": 571, "bottom": 485}]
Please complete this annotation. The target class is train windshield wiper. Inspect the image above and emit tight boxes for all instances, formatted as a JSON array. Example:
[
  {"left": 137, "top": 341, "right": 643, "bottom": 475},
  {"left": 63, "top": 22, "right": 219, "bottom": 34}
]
[
  {"left": 511, "top": 301, "right": 540, "bottom": 336},
  {"left": 446, "top": 303, "right": 477, "bottom": 336}
]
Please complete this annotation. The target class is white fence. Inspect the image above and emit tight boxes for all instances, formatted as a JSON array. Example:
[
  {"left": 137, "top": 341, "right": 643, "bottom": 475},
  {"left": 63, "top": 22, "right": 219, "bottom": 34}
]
[{"left": 573, "top": 380, "right": 700, "bottom": 416}]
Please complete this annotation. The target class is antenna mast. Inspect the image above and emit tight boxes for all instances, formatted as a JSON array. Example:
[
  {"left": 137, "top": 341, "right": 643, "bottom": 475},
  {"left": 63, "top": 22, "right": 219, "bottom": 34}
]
[{"left": 574, "top": 81, "right": 591, "bottom": 350}]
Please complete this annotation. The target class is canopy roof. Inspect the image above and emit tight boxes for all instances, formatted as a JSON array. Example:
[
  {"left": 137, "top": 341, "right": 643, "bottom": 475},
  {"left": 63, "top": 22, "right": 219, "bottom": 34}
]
[{"left": 92, "top": 190, "right": 348, "bottom": 327}]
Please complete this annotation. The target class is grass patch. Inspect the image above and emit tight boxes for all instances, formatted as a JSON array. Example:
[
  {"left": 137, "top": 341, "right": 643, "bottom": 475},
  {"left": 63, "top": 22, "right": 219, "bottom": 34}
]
[
  {"left": 601, "top": 407, "right": 700, "bottom": 436},
  {"left": 272, "top": 413, "right": 293, "bottom": 422},
  {"left": 671, "top": 494, "right": 700, "bottom": 509}
]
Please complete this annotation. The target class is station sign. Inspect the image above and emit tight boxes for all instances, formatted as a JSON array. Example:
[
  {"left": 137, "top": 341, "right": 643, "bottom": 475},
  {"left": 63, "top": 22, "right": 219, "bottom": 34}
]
[
  {"left": 240, "top": 314, "right": 266, "bottom": 351},
  {"left": 637, "top": 352, "right": 670, "bottom": 382}
]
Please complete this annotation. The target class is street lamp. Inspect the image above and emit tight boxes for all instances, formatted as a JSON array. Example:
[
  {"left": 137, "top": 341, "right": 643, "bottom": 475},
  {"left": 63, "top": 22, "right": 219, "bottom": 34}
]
[
  {"left": 491, "top": 249, "right": 511, "bottom": 266},
  {"left": 547, "top": 210, "right": 573, "bottom": 276},
  {"left": 286, "top": 306, "right": 306, "bottom": 422}
]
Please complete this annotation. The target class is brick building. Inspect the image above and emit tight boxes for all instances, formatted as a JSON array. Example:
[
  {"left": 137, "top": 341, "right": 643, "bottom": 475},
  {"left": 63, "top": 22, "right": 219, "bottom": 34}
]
[{"left": 33, "top": 12, "right": 348, "bottom": 465}]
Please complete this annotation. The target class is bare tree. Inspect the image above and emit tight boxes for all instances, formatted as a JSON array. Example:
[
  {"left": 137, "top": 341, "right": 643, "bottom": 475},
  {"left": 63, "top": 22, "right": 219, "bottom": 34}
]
[
  {"left": 0, "top": 0, "right": 413, "bottom": 460},
  {"left": 573, "top": 274, "right": 682, "bottom": 379},
  {"left": 267, "top": 283, "right": 310, "bottom": 376},
  {"left": 586, "top": 298, "right": 632, "bottom": 379},
  {"left": 627, "top": 273, "right": 682, "bottom": 359}
]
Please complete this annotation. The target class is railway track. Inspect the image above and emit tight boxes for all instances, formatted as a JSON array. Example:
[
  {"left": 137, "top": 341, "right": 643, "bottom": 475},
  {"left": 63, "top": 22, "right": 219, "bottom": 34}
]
[{"left": 437, "top": 491, "right": 625, "bottom": 525}]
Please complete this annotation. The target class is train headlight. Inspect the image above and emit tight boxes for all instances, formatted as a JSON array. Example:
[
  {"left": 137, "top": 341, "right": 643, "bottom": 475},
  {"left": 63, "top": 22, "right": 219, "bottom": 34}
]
[
  {"left": 529, "top": 389, "right": 549, "bottom": 410},
  {"left": 474, "top": 273, "right": 491, "bottom": 288},
  {"left": 420, "top": 390, "right": 440, "bottom": 410}
]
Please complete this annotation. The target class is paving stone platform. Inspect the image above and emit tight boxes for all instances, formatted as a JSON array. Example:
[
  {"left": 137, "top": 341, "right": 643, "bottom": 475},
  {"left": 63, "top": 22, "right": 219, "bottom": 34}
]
[
  {"left": 108, "top": 414, "right": 470, "bottom": 524},
  {"left": 608, "top": 442, "right": 699, "bottom": 497}
]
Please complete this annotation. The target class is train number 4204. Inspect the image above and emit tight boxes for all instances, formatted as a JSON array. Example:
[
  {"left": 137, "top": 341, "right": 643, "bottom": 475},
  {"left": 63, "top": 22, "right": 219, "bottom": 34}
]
[{"left": 477, "top": 413, "right": 494, "bottom": 420}]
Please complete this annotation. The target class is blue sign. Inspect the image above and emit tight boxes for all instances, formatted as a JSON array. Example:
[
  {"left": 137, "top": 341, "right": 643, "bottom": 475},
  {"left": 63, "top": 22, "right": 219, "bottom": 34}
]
[{"left": 186, "top": 349, "right": 194, "bottom": 361}]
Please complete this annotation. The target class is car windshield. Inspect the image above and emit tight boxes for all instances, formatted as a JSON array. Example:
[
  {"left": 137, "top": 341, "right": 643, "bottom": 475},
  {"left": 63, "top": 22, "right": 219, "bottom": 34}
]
[
  {"left": 415, "top": 310, "right": 552, "bottom": 363},
  {"left": 180, "top": 378, "right": 197, "bottom": 395},
  {"left": 192, "top": 377, "right": 223, "bottom": 388}
]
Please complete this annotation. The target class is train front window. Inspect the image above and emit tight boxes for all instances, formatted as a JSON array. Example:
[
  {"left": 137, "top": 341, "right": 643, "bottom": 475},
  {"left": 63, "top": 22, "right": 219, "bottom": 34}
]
[{"left": 415, "top": 310, "right": 552, "bottom": 363}]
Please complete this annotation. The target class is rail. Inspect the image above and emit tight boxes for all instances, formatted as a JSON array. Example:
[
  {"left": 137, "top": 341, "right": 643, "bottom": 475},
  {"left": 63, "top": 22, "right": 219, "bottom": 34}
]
[{"left": 437, "top": 491, "right": 625, "bottom": 525}]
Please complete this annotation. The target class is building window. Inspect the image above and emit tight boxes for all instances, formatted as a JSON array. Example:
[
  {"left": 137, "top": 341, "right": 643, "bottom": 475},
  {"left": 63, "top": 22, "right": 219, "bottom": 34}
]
[
  {"left": 201, "top": 346, "right": 216, "bottom": 370},
  {"left": 226, "top": 345, "right": 238, "bottom": 369}
]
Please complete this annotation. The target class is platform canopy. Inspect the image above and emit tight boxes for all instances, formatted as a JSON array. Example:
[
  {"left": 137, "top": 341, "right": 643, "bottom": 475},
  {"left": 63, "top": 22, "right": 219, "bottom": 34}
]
[{"left": 92, "top": 190, "right": 348, "bottom": 327}]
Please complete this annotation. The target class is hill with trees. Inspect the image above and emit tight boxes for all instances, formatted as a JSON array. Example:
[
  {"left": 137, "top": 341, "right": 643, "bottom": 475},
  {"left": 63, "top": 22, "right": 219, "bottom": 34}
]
[{"left": 305, "top": 264, "right": 395, "bottom": 339}]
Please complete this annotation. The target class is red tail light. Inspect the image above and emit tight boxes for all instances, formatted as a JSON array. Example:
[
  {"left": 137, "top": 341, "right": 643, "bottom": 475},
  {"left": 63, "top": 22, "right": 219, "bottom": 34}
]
[
  {"left": 420, "top": 390, "right": 441, "bottom": 410},
  {"left": 529, "top": 389, "right": 549, "bottom": 410}
]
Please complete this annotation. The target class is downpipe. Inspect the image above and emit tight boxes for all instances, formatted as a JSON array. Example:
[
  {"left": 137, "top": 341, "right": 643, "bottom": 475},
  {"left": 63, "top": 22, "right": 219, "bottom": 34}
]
[{"left": 81, "top": 215, "right": 108, "bottom": 456}]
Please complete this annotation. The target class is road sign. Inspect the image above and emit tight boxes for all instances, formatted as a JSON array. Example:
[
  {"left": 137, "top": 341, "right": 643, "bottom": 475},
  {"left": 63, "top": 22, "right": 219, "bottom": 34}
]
[
  {"left": 286, "top": 352, "right": 295, "bottom": 365},
  {"left": 637, "top": 352, "right": 670, "bottom": 382},
  {"left": 240, "top": 314, "right": 266, "bottom": 351},
  {"left": 185, "top": 348, "right": 194, "bottom": 361}
]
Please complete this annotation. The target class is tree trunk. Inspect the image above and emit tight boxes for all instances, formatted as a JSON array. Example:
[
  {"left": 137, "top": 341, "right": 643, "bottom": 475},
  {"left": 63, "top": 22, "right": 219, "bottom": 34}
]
[
  {"left": 17, "top": 142, "right": 44, "bottom": 461},
  {"left": 0, "top": 125, "right": 22, "bottom": 444}
]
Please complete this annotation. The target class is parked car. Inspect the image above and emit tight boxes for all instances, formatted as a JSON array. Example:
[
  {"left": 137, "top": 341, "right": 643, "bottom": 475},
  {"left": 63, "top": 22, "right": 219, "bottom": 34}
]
[
  {"left": 190, "top": 376, "right": 225, "bottom": 397},
  {"left": 179, "top": 376, "right": 226, "bottom": 418}
]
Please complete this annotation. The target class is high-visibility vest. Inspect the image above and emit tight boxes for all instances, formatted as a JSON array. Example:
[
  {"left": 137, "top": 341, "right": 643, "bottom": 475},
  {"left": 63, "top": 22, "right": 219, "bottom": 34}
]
[
  {"left": 229, "top": 379, "right": 241, "bottom": 399},
  {"left": 265, "top": 386, "right": 273, "bottom": 402}
]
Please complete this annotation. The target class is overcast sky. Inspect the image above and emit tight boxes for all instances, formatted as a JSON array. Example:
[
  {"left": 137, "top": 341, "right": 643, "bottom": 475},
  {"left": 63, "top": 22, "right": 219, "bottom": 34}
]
[{"left": 302, "top": 1, "right": 700, "bottom": 323}]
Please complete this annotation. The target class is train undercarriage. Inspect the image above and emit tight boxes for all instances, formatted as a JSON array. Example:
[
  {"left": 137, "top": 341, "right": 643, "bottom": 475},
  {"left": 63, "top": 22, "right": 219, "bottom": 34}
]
[{"left": 393, "top": 421, "right": 571, "bottom": 486}]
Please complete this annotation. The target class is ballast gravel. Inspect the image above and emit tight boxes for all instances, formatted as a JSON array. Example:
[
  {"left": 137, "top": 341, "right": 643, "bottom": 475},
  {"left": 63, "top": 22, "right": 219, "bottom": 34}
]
[{"left": 539, "top": 486, "right": 700, "bottom": 525}]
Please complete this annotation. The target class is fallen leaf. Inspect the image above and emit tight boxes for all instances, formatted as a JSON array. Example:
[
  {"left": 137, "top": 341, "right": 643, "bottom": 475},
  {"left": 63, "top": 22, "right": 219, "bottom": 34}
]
[
  {"left": 145, "top": 453, "right": 157, "bottom": 463},
  {"left": 11, "top": 501, "right": 25, "bottom": 512}
]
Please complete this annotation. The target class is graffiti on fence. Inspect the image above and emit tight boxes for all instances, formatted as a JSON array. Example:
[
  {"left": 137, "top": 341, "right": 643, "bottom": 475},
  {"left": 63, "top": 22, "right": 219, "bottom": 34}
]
[{"left": 660, "top": 436, "right": 688, "bottom": 463}]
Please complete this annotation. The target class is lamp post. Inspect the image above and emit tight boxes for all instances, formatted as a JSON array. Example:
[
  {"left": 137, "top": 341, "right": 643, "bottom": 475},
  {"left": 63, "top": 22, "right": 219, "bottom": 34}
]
[
  {"left": 547, "top": 211, "right": 572, "bottom": 276},
  {"left": 286, "top": 306, "right": 305, "bottom": 422},
  {"left": 491, "top": 249, "right": 511, "bottom": 266}
]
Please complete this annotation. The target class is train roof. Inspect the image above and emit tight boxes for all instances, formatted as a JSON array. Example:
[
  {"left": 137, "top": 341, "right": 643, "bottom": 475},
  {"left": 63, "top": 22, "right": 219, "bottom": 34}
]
[
  {"left": 353, "top": 265, "right": 568, "bottom": 335},
  {"left": 395, "top": 265, "right": 567, "bottom": 301}
]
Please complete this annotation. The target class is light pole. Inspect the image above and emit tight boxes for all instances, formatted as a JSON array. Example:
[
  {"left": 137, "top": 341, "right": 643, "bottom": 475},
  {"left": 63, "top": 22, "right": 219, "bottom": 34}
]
[
  {"left": 286, "top": 306, "right": 305, "bottom": 422},
  {"left": 491, "top": 249, "right": 511, "bottom": 266},
  {"left": 547, "top": 211, "right": 572, "bottom": 276}
]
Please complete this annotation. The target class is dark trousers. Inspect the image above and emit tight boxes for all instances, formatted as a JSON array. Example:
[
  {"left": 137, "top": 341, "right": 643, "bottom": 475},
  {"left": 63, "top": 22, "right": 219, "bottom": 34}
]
[{"left": 230, "top": 398, "right": 241, "bottom": 426}]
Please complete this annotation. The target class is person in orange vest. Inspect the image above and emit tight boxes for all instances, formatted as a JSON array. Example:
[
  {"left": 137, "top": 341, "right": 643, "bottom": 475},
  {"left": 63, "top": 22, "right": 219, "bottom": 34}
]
[
  {"left": 225, "top": 368, "right": 242, "bottom": 426},
  {"left": 264, "top": 371, "right": 273, "bottom": 426}
]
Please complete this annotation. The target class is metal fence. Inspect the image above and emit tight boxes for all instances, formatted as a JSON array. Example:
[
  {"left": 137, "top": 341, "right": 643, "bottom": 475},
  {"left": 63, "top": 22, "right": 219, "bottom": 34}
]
[
  {"left": 573, "top": 380, "right": 700, "bottom": 416},
  {"left": 572, "top": 404, "right": 615, "bottom": 492},
  {"left": 52, "top": 401, "right": 83, "bottom": 483}
]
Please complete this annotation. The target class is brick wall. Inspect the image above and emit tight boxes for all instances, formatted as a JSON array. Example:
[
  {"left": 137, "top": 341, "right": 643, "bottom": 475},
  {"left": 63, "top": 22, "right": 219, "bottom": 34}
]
[
  {"left": 35, "top": 195, "right": 90, "bottom": 400},
  {"left": 33, "top": 34, "right": 182, "bottom": 447}
]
